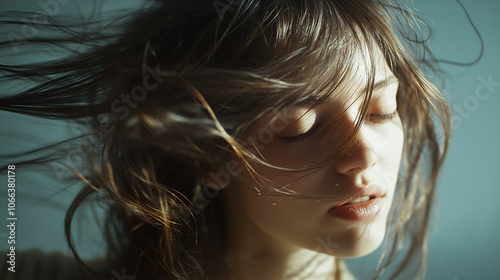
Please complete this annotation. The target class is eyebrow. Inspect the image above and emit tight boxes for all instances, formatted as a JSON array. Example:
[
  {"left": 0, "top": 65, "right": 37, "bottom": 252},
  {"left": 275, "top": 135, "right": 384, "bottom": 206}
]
[
  {"left": 299, "top": 75, "right": 399, "bottom": 105},
  {"left": 367, "top": 75, "right": 399, "bottom": 93}
]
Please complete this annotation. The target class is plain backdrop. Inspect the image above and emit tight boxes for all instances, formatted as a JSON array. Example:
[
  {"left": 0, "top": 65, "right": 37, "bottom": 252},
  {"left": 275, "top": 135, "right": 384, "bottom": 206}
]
[{"left": 1, "top": 0, "right": 499, "bottom": 279}]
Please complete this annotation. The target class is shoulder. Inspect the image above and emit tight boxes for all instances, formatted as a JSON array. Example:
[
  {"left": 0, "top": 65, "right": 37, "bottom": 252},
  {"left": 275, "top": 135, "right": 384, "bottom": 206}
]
[{"left": 0, "top": 249, "right": 112, "bottom": 280}]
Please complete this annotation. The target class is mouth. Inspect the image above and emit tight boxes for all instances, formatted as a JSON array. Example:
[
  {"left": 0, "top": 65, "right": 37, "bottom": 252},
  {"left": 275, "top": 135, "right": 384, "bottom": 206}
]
[
  {"left": 341, "top": 195, "right": 373, "bottom": 205},
  {"left": 336, "top": 183, "right": 385, "bottom": 205},
  {"left": 328, "top": 183, "right": 386, "bottom": 221}
]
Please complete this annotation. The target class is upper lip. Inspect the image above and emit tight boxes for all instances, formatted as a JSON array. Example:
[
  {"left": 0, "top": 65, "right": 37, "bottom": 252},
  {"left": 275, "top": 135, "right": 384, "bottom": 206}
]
[{"left": 333, "top": 183, "right": 385, "bottom": 207}]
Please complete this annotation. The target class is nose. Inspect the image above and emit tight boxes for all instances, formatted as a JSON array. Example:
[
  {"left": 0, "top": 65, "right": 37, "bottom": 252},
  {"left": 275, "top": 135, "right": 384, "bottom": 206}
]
[{"left": 335, "top": 129, "right": 377, "bottom": 176}]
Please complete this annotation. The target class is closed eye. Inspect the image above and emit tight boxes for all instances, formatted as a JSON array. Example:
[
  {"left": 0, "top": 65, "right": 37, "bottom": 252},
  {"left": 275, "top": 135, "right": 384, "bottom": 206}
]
[
  {"left": 280, "top": 124, "right": 322, "bottom": 144},
  {"left": 369, "top": 110, "right": 399, "bottom": 123}
]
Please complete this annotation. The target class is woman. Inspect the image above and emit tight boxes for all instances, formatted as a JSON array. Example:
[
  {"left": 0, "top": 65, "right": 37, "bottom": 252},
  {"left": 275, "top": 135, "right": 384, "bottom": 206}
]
[{"left": 0, "top": 0, "right": 451, "bottom": 279}]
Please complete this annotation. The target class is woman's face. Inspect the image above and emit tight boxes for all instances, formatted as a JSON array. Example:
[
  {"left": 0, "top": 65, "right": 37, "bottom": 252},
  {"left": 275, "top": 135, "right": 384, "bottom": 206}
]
[{"left": 219, "top": 48, "right": 404, "bottom": 259}]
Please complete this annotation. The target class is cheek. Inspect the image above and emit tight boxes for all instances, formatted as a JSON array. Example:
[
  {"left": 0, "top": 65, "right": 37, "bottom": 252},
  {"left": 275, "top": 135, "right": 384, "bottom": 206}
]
[
  {"left": 377, "top": 125, "right": 405, "bottom": 198},
  {"left": 373, "top": 119, "right": 404, "bottom": 164},
  {"left": 237, "top": 159, "right": 327, "bottom": 198},
  {"left": 385, "top": 125, "right": 404, "bottom": 173},
  {"left": 232, "top": 183, "right": 333, "bottom": 249}
]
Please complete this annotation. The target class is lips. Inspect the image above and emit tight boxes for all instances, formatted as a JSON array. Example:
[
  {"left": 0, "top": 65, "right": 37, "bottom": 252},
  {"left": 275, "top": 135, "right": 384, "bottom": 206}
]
[
  {"left": 328, "top": 183, "right": 385, "bottom": 221},
  {"left": 335, "top": 183, "right": 385, "bottom": 207}
]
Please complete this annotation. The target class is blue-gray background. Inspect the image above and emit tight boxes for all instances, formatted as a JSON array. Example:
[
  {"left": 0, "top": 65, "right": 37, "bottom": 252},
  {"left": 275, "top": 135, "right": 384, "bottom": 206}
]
[{"left": 0, "top": 0, "right": 499, "bottom": 279}]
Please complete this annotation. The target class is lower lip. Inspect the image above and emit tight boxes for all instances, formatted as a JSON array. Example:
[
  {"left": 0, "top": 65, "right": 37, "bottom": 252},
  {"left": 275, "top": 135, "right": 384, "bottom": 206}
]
[{"left": 328, "top": 197, "right": 383, "bottom": 221}]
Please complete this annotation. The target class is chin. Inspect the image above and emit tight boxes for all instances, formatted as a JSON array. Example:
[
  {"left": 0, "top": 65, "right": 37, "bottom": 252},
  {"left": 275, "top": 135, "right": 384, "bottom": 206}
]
[{"left": 327, "top": 217, "right": 388, "bottom": 258}]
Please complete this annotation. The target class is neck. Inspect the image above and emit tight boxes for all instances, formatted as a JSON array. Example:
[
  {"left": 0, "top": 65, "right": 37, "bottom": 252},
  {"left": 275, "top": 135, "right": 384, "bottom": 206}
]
[
  {"left": 222, "top": 192, "right": 337, "bottom": 280},
  {"left": 225, "top": 247, "right": 336, "bottom": 280}
]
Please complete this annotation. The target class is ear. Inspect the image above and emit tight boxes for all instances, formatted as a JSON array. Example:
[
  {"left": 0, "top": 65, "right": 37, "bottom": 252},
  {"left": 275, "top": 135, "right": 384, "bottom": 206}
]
[{"left": 201, "top": 159, "right": 243, "bottom": 190}]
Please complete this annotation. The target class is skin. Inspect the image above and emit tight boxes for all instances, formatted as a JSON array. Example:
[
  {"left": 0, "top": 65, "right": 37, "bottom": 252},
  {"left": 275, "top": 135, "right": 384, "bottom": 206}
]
[{"left": 213, "top": 47, "right": 404, "bottom": 280}]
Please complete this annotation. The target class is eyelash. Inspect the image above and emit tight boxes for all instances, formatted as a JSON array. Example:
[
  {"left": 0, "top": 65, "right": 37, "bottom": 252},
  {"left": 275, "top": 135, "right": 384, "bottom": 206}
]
[
  {"left": 279, "top": 110, "right": 398, "bottom": 144},
  {"left": 369, "top": 110, "right": 399, "bottom": 123},
  {"left": 280, "top": 124, "right": 322, "bottom": 144}
]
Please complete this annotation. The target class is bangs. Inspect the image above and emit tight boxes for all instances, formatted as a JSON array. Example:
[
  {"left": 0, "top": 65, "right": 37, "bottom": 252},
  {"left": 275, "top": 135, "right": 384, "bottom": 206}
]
[
  {"left": 214, "top": 0, "right": 400, "bottom": 160},
  {"left": 229, "top": 0, "right": 383, "bottom": 103}
]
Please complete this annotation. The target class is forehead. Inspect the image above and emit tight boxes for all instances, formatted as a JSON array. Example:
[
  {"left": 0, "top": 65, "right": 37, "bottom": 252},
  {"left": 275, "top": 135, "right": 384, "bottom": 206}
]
[
  {"left": 241, "top": 39, "right": 399, "bottom": 132},
  {"left": 251, "top": 46, "right": 398, "bottom": 125},
  {"left": 341, "top": 43, "right": 395, "bottom": 94},
  {"left": 303, "top": 43, "right": 397, "bottom": 107}
]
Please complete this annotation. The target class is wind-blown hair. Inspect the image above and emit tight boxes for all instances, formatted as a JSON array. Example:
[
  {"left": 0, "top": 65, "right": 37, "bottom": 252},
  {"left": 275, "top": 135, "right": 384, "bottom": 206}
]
[{"left": 0, "top": 0, "right": 450, "bottom": 279}]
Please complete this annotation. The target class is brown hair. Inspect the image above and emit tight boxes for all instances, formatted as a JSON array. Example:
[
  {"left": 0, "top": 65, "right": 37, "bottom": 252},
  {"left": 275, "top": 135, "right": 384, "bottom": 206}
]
[{"left": 0, "top": 0, "right": 450, "bottom": 279}]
